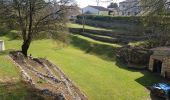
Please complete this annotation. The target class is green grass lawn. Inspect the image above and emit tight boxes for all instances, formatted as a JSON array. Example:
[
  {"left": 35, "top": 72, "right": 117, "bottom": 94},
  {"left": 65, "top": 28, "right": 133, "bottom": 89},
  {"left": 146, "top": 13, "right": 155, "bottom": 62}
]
[
  {"left": 0, "top": 36, "right": 45, "bottom": 100},
  {"left": 0, "top": 49, "right": 42, "bottom": 100},
  {"left": 0, "top": 46, "right": 24, "bottom": 99},
  {"left": 0, "top": 32, "right": 161, "bottom": 100},
  {"left": 73, "top": 34, "right": 121, "bottom": 47},
  {"left": 68, "top": 23, "right": 111, "bottom": 31},
  {"left": 0, "top": 55, "right": 19, "bottom": 80}
]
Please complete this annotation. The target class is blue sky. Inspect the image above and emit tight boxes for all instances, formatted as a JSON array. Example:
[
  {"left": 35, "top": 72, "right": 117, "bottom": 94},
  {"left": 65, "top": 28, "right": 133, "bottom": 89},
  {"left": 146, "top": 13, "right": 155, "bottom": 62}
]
[{"left": 76, "top": 0, "right": 125, "bottom": 8}]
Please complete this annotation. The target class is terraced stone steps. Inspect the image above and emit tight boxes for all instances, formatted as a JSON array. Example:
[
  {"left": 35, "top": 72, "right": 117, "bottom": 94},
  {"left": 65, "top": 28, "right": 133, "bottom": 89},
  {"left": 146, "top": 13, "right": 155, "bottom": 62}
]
[{"left": 69, "top": 28, "right": 148, "bottom": 44}]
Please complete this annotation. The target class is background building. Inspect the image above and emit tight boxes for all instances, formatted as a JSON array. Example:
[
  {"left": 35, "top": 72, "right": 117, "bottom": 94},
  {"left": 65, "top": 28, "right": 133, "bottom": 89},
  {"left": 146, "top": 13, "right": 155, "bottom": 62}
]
[
  {"left": 82, "top": 6, "right": 110, "bottom": 15},
  {"left": 119, "top": 0, "right": 142, "bottom": 16}
]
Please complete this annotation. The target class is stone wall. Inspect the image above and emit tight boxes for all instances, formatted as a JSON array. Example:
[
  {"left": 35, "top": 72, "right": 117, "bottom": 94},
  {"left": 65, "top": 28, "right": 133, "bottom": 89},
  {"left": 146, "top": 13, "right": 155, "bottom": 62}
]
[
  {"left": 149, "top": 55, "right": 170, "bottom": 78},
  {"left": 69, "top": 28, "right": 146, "bottom": 44},
  {"left": 75, "top": 19, "right": 143, "bottom": 32},
  {"left": 116, "top": 46, "right": 152, "bottom": 67},
  {"left": 165, "top": 59, "right": 170, "bottom": 78}
]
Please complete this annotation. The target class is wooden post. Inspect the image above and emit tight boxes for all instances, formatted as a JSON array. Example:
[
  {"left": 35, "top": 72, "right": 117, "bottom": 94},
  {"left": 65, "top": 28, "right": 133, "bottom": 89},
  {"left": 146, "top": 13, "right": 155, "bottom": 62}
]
[
  {"left": 82, "top": 9, "right": 85, "bottom": 33},
  {"left": 0, "top": 40, "right": 5, "bottom": 51}
]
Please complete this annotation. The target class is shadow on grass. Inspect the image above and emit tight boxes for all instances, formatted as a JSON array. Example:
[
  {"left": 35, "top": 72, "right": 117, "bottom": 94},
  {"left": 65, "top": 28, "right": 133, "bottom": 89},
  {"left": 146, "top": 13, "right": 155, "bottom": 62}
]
[
  {"left": 0, "top": 81, "right": 44, "bottom": 100},
  {"left": 116, "top": 61, "right": 166, "bottom": 100},
  {"left": 71, "top": 34, "right": 164, "bottom": 86},
  {"left": 149, "top": 93, "right": 165, "bottom": 100},
  {"left": 70, "top": 35, "right": 119, "bottom": 61},
  {"left": 0, "top": 29, "right": 21, "bottom": 41},
  {"left": 136, "top": 73, "right": 165, "bottom": 100},
  {"left": 0, "top": 50, "right": 14, "bottom": 56},
  {"left": 116, "top": 61, "right": 164, "bottom": 85}
]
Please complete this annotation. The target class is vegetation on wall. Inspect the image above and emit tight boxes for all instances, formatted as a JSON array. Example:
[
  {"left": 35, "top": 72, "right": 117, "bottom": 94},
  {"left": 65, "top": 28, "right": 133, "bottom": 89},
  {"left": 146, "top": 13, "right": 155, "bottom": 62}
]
[
  {"left": 75, "top": 15, "right": 145, "bottom": 33},
  {"left": 140, "top": 0, "right": 170, "bottom": 48},
  {"left": 77, "top": 15, "right": 143, "bottom": 23}
]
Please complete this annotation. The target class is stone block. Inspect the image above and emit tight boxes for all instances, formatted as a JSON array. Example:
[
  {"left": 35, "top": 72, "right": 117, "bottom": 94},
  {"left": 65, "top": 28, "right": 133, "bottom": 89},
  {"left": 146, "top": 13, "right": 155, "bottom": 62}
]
[{"left": 0, "top": 40, "right": 5, "bottom": 51}]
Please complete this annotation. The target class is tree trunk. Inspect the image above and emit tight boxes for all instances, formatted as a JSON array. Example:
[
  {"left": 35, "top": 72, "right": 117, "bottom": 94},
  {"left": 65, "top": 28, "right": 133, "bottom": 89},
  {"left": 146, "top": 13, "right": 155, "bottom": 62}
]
[
  {"left": 22, "top": 39, "right": 31, "bottom": 57},
  {"left": 21, "top": 0, "right": 33, "bottom": 57}
]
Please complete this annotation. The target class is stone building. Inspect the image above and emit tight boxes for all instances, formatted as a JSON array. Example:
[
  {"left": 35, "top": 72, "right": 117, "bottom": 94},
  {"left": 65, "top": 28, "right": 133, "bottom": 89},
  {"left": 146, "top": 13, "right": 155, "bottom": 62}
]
[
  {"left": 119, "top": 0, "right": 142, "bottom": 16},
  {"left": 0, "top": 40, "right": 5, "bottom": 51},
  {"left": 149, "top": 47, "right": 170, "bottom": 78}
]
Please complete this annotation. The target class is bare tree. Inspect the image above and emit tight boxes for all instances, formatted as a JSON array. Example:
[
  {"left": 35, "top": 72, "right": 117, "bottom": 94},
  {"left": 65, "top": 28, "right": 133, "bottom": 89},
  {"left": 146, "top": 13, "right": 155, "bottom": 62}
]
[
  {"left": 107, "top": 2, "right": 118, "bottom": 8},
  {"left": 95, "top": 0, "right": 113, "bottom": 6},
  {"left": 140, "top": 0, "right": 170, "bottom": 47},
  {"left": 0, "top": 0, "right": 76, "bottom": 56}
]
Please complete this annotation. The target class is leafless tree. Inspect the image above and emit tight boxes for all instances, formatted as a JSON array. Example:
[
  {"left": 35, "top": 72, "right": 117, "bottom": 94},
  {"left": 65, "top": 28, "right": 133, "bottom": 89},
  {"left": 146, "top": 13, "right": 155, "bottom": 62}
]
[
  {"left": 140, "top": 0, "right": 170, "bottom": 47},
  {"left": 0, "top": 0, "right": 76, "bottom": 56},
  {"left": 95, "top": 0, "right": 113, "bottom": 6}
]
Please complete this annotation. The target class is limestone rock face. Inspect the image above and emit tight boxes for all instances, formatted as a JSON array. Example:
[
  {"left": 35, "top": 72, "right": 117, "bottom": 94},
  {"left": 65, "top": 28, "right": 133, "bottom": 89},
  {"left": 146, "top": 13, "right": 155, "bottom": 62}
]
[
  {"left": 116, "top": 46, "right": 153, "bottom": 67},
  {"left": 10, "top": 51, "right": 87, "bottom": 100}
]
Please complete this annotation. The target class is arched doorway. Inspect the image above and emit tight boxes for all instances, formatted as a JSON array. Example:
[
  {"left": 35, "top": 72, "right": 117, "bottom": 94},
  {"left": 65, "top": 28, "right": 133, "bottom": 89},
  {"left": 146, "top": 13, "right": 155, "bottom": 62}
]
[{"left": 153, "top": 59, "right": 162, "bottom": 74}]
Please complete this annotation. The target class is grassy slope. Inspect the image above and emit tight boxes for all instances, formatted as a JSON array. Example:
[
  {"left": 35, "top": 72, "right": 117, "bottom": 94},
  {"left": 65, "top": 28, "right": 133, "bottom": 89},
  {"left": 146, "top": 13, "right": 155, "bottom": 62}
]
[
  {"left": 74, "top": 35, "right": 117, "bottom": 46},
  {"left": 0, "top": 39, "right": 24, "bottom": 99},
  {"left": 0, "top": 53, "right": 27, "bottom": 99},
  {"left": 0, "top": 37, "right": 43, "bottom": 100},
  {"left": 0, "top": 56, "right": 19, "bottom": 80},
  {"left": 68, "top": 23, "right": 111, "bottom": 31},
  {"left": 0, "top": 34, "right": 160, "bottom": 100}
]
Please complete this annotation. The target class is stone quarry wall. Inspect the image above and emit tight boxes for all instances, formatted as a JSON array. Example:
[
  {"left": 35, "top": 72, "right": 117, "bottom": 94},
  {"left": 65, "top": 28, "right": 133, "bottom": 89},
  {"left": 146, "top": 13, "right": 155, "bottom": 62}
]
[{"left": 116, "top": 46, "right": 153, "bottom": 68}]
